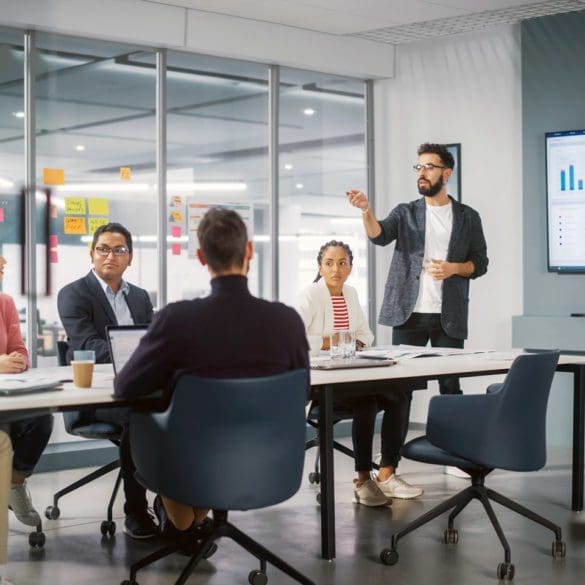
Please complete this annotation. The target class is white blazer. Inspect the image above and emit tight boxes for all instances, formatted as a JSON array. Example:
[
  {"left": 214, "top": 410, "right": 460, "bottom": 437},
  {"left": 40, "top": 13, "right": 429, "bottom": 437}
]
[{"left": 296, "top": 279, "right": 374, "bottom": 347}]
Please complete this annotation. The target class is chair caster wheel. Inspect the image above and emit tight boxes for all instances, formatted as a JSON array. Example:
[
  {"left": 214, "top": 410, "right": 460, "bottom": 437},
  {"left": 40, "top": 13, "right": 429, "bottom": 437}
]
[
  {"left": 316, "top": 492, "right": 321, "bottom": 505},
  {"left": 45, "top": 505, "right": 60, "bottom": 520},
  {"left": 380, "top": 548, "right": 399, "bottom": 565},
  {"left": 249, "top": 569, "right": 268, "bottom": 585},
  {"left": 101, "top": 520, "right": 116, "bottom": 536},
  {"left": 308, "top": 472, "right": 320, "bottom": 484},
  {"left": 29, "top": 530, "right": 45, "bottom": 549},
  {"left": 444, "top": 528, "right": 459, "bottom": 544},
  {"left": 552, "top": 540, "right": 566, "bottom": 558},
  {"left": 497, "top": 562, "right": 515, "bottom": 580}
]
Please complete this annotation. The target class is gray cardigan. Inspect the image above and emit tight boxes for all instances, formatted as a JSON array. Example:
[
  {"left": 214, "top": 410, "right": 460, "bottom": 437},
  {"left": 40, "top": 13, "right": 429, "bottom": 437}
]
[{"left": 371, "top": 197, "right": 488, "bottom": 340}]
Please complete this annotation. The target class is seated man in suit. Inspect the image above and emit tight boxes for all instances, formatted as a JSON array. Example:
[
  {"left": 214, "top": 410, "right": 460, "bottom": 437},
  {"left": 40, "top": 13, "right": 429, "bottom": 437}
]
[
  {"left": 57, "top": 222, "right": 156, "bottom": 540},
  {"left": 114, "top": 208, "right": 309, "bottom": 549}
]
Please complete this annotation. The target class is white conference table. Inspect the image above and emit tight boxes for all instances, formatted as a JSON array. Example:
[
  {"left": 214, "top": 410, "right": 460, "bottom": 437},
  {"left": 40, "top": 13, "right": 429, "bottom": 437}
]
[
  {"left": 310, "top": 352, "right": 585, "bottom": 560},
  {"left": 2, "top": 355, "right": 585, "bottom": 562}
]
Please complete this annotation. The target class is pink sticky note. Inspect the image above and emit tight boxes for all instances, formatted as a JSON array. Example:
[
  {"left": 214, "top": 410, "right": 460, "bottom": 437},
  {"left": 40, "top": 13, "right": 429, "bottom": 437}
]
[
  {"left": 172, "top": 243, "right": 181, "bottom": 256},
  {"left": 49, "top": 234, "right": 58, "bottom": 248},
  {"left": 50, "top": 251, "right": 59, "bottom": 264},
  {"left": 0, "top": 208, "right": 4, "bottom": 223},
  {"left": 172, "top": 225, "right": 181, "bottom": 238}
]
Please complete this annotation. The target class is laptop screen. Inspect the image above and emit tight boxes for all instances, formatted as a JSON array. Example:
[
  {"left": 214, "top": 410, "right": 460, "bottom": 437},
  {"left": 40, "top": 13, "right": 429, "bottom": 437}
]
[{"left": 106, "top": 325, "right": 148, "bottom": 375}]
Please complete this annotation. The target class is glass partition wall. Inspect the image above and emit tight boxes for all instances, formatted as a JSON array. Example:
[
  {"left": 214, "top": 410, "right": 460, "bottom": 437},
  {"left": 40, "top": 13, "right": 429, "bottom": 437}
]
[{"left": 1, "top": 27, "right": 371, "bottom": 366}]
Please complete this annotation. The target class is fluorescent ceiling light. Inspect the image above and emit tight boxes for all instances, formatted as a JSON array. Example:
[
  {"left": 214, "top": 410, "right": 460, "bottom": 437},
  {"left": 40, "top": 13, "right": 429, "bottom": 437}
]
[
  {"left": 12, "top": 111, "right": 24, "bottom": 119},
  {"left": 56, "top": 182, "right": 246, "bottom": 193},
  {"left": 295, "top": 183, "right": 304, "bottom": 189},
  {"left": 167, "top": 182, "right": 246, "bottom": 192},
  {"left": 284, "top": 163, "right": 294, "bottom": 171},
  {"left": 75, "top": 145, "right": 85, "bottom": 152},
  {"left": 0, "top": 177, "right": 14, "bottom": 188},
  {"left": 56, "top": 183, "right": 150, "bottom": 193},
  {"left": 330, "top": 217, "right": 363, "bottom": 225},
  {"left": 303, "top": 108, "right": 315, "bottom": 116}
]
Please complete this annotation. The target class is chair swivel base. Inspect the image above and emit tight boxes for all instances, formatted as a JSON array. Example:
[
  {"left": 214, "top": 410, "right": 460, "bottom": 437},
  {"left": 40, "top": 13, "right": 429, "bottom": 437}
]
[
  {"left": 45, "top": 460, "right": 122, "bottom": 538},
  {"left": 121, "top": 510, "right": 315, "bottom": 585},
  {"left": 380, "top": 474, "right": 566, "bottom": 580}
]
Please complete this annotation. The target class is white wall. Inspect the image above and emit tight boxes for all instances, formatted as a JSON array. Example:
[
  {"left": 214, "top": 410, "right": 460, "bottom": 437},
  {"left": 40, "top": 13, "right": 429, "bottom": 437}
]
[{"left": 372, "top": 25, "right": 524, "bottom": 422}]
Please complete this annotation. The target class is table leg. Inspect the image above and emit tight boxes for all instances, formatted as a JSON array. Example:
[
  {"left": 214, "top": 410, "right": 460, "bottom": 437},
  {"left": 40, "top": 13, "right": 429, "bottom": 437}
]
[
  {"left": 572, "top": 365, "right": 585, "bottom": 511},
  {"left": 318, "top": 384, "right": 335, "bottom": 559}
]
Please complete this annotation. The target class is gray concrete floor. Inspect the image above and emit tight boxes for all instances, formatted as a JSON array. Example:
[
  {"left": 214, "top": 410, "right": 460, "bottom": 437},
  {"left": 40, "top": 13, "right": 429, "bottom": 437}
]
[{"left": 6, "top": 434, "right": 585, "bottom": 584}]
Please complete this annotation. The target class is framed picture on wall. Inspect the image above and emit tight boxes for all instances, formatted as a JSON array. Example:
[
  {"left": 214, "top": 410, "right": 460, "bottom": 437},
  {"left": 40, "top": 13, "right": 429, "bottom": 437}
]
[{"left": 446, "top": 143, "right": 461, "bottom": 202}]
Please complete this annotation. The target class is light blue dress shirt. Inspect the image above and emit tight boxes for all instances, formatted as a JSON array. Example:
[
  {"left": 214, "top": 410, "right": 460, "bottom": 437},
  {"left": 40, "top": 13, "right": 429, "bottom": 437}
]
[{"left": 91, "top": 269, "right": 134, "bottom": 325}]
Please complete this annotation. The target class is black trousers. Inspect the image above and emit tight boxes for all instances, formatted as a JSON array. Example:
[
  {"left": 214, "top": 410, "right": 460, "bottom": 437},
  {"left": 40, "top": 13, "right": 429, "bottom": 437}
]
[
  {"left": 94, "top": 408, "right": 147, "bottom": 516},
  {"left": 337, "top": 388, "right": 412, "bottom": 472},
  {"left": 393, "top": 312, "right": 464, "bottom": 395}
]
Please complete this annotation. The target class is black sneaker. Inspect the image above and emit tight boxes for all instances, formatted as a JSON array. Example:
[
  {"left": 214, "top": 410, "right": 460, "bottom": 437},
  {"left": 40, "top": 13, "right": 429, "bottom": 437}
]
[{"left": 124, "top": 510, "right": 157, "bottom": 540}]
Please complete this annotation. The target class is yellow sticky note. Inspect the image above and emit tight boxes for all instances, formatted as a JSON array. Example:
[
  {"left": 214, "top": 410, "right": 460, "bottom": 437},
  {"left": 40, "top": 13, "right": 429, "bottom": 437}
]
[
  {"left": 88, "top": 217, "right": 109, "bottom": 234},
  {"left": 88, "top": 198, "right": 109, "bottom": 216},
  {"left": 65, "top": 197, "right": 86, "bottom": 215},
  {"left": 43, "top": 168, "right": 65, "bottom": 186},
  {"left": 120, "top": 167, "right": 131, "bottom": 181},
  {"left": 64, "top": 217, "right": 87, "bottom": 235}
]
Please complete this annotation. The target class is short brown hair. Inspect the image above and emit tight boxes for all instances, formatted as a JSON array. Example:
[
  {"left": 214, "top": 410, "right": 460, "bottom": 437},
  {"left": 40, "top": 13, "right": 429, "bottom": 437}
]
[{"left": 197, "top": 208, "right": 248, "bottom": 272}]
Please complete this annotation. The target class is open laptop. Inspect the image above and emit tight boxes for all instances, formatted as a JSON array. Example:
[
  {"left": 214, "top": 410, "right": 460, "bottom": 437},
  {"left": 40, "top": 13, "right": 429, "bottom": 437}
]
[
  {"left": 311, "top": 357, "right": 396, "bottom": 370},
  {"left": 106, "top": 324, "right": 148, "bottom": 375}
]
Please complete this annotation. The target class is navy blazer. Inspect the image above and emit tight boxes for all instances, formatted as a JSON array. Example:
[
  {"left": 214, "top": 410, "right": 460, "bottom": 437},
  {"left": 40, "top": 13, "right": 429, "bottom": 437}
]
[
  {"left": 371, "top": 197, "right": 488, "bottom": 340},
  {"left": 57, "top": 271, "right": 153, "bottom": 364}
]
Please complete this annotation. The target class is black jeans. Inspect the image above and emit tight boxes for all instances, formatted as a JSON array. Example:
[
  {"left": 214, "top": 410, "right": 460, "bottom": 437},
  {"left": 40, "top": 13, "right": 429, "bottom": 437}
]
[
  {"left": 10, "top": 415, "right": 54, "bottom": 477},
  {"left": 393, "top": 312, "right": 464, "bottom": 395},
  {"left": 337, "top": 389, "right": 412, "bottom": 472}
]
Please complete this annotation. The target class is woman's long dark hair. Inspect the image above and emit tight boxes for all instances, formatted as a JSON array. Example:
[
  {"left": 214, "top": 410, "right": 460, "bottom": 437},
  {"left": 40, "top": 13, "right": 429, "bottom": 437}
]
[{"left": 313, "top": 240, "right": 354, "bottom": 283}]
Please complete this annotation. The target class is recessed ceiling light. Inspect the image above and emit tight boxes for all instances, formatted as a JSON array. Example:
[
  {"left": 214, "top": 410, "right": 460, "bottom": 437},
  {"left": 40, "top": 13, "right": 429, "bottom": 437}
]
[
  {"left": 75, "top": 145, "right": 85, "bottom": 152},
  {"left": 12, "top": 111, "right": 24, "bottom": 119},
  {"left": 303, "top": 108, "right": 315, "bottom": 116},
  {"left": 284, "top": 163, "right": 294, "bottom": 171},
  {"left": 296, "top": 183, "right": 304, "bottom": 189}
]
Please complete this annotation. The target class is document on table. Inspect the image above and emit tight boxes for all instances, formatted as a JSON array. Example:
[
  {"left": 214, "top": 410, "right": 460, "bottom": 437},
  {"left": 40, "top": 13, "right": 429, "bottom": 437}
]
[
  {"left": 0, "top": 372, "right": 66, "bottom": 396},
  {"left": 358, "top": 345, "right": 495, "bottom": 360}
]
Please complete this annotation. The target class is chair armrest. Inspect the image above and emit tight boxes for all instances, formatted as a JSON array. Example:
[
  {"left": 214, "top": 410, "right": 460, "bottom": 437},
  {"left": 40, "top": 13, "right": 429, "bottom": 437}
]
[
  {"left": 427, "top": 393, "right": 501, "bottom": 463},
  {"left": 486, "top": 382, "right": 503, "bottom": 394}
]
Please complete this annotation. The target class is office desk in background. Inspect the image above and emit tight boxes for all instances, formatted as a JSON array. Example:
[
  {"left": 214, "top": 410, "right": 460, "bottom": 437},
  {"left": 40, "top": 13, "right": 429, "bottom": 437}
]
[{"left": 310, "top": 352, "right": 585, "bottom": 560}]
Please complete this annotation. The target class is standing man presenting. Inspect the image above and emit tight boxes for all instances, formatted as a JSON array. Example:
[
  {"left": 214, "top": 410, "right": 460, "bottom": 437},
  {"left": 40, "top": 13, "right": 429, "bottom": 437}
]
[
  {"left": 347, "top": 142, "right": 488, "bottom": 395},
  {"left": 58, "top": 222, "right": 156, "bottom": 539}
]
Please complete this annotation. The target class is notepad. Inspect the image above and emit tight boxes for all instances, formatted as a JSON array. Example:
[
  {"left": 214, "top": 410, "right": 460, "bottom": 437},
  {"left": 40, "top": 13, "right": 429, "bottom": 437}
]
[{"left": 0, "top": 377, "right": 63, "bottom": 396}]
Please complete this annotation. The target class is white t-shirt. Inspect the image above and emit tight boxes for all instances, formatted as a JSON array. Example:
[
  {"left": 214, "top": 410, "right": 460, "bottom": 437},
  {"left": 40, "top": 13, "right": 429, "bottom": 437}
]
[{"left": 413, "top": 202, "right": 453, "bottom": 313}]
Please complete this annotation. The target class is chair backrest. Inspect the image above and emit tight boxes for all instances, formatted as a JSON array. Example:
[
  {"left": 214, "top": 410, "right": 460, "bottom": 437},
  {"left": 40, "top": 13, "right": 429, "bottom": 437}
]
[
  {"left": 431, "top": 351, "right": 560, "bottom": 471},
  {"left": 130, "top": 369, "right": 308, "bottom": 511}
]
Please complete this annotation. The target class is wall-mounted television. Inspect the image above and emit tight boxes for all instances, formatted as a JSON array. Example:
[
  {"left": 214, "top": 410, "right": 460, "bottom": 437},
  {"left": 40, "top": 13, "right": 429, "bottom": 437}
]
[{"left": 546, "top": 129, "right": 585, "bottom": 273}]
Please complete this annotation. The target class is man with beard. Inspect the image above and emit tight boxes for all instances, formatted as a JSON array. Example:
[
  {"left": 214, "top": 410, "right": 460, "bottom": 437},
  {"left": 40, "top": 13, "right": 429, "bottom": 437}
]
[{"left": 346, "top": 142, "right": 488, "bottom": 394}]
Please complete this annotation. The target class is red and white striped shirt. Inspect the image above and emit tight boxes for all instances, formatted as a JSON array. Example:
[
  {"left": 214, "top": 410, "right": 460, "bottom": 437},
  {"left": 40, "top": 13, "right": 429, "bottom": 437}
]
[{"left": 331, "top": 296, "right": 350, "bottom": 330}]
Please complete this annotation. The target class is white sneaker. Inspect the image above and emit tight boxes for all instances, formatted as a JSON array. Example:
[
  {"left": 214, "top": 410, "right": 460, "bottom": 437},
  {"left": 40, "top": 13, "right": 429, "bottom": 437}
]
[
  {"left": 352, "top": 479, "right": 389, "bottom": 507},
  {"left": 9, "top": 481, "right": 41, "bottom": 527},
  {"left": 375, "top": 474, "right": 424, "bottom": 499},
  {"left": 444, "top": 466, "right": 471, "bottom": 479}
]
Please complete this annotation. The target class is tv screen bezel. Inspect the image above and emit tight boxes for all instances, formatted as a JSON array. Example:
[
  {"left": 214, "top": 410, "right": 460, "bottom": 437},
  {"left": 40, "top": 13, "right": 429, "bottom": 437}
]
[{"left": 545, "top": 128, "right": 585, "bottom": 274}]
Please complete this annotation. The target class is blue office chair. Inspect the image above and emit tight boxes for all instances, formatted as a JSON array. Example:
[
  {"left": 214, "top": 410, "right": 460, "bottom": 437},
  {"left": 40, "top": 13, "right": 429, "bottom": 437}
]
[
  {"left": 44, "top": 341, "right": 122, "bottom": 537},
  {"left": 122, "top": 370, "right": 315, "bottom": 585},
  {"left": 380, "top": 351, "right": 565, "bottom": 580}
]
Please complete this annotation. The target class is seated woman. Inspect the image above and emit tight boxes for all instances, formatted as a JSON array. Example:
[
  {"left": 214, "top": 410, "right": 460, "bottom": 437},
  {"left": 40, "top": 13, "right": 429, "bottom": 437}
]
[
  {"left": 297, "top": 240, "right": 423, "bottom": 505},
  {"left": 0, "top": 256, "right": 53, "bottom": 529}
]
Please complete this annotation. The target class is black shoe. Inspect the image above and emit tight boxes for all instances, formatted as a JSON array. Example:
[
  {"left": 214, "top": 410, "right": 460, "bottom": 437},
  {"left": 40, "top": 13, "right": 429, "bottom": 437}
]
[{"left": 124, "top": 509, "right": 157, "bottom": 540}]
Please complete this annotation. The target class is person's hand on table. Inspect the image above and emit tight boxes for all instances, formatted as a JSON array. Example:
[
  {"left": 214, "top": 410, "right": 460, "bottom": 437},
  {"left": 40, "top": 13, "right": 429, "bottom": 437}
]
[{"left": 0, "top": 351, "right": 27, "bottom": 373}]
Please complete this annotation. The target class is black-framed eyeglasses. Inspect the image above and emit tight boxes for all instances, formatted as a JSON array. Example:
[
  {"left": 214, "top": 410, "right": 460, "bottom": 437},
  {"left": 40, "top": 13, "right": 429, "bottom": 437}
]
[
  {"left": 412, "top": 163, "right": 446, "bottom": 173},
  {"left": 94, "top": 245, "right": 129, "bottom": 257}
]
